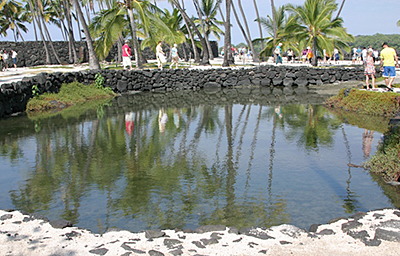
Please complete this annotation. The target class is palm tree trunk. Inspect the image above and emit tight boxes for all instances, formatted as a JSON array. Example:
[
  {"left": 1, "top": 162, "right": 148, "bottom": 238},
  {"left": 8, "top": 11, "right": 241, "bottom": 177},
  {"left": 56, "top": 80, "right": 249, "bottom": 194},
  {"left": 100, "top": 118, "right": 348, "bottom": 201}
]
[
  {"left": 222, "top": 0, "right": 232, "bottom": 67},
  {"left": 71, "top": 0, "right": 101, "bottom": 69},
  {"left": 41, "top": 16, "right": 63, "bottom": 64},
  {"left": 180, "top": 0, "right": 200, "bottom": 63},
  {"left": 253, "top": 0, "right": 264, "bottom": 57},
  {"left": 231, "top": 2, "right": 251, "bottom": 48},
  {"left": 335, "top": 0, "right": 346, "bottom": 20},
  {"left": 64, "top": 0, "right": 79, "bottom": 64},
  {"left": 172, "top": 0, "right": 210, "bottom": 65},
  {"left": 193, "top": 0, "right": 214, "bottom": 60},
  {"left": 312, "top": 37, "right": 318, "bottom": 66},
  {"left": 28, "top": 0, "right": 51, "bottom": 64},
  {"left": 127, "top": 8, "right": 143, "bottom": 69},
  {"left": 237, "top": 0, "right": 259, "bottom": 62},
  {"left": 270, "top": 0, "right": 277, "bottom": 44}
]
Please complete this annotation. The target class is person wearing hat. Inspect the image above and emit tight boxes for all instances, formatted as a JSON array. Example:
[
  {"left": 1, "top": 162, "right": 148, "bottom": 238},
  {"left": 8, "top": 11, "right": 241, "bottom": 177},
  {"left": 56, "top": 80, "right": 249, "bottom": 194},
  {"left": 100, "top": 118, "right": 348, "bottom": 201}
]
[
  {"left": 380, "top": 42, "right": 399, "bottom": 90},
  {"left": 170, "top": 43, "right": 180, "bottom": 69},
  {"left": 122, "top": 40, "right": 132, "bottom": 70}
]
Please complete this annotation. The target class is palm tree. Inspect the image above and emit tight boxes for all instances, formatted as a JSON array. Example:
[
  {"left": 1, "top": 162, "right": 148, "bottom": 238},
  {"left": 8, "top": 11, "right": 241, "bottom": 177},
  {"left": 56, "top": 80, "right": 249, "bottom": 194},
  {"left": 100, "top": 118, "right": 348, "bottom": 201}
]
[
  {"left": 125, "top": 0, "right": 141, "bottom": 68},
  {"left": 255, "top": 5, "right": 289, "bottom": 57},
  {"left": 286, "top": 0, "right": 354, "bottom": 66},
  {"left": 89, "top": 1, "right": 127, "bottom": 60},
  {"left": 222, "top": 0, "right": 232, "bottom": 67},
  {"left": 252, "top": 0, "right": 263, "bottom": 53},
  {"left": 237, "top": 0, "right": 259, "bottom": 62},
  {"left": 193, "top": 0, "right": 213, "bottom": 60},
  {"left": 71, "top": 0, "right": 101, "bottom": 69},
  {"left": 335, "top": 0, "right": 345, "bottom": 20},
  {"left": 170, "top": 0, "right": 210, "bottom": 65},
  {"left": 270, "top": 0, "right": 277, "bottom": 41},
  {"left": 0, "top": 0, "right": 28, "bottom": 41}
]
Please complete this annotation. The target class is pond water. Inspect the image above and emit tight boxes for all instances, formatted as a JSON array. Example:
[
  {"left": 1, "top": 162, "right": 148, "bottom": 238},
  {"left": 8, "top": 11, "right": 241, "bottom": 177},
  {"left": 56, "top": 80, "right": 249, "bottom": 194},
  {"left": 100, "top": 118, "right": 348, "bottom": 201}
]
[{"left": 1, "top": 87, "right": 400, "bottom": 234}]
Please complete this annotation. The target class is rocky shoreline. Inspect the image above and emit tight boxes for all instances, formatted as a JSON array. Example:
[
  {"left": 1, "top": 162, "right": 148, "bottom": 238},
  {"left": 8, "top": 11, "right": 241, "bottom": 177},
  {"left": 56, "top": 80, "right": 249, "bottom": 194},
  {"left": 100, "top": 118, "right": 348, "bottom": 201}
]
[{"left": 1, "top": 208, "right": 400, "bottom": 255}]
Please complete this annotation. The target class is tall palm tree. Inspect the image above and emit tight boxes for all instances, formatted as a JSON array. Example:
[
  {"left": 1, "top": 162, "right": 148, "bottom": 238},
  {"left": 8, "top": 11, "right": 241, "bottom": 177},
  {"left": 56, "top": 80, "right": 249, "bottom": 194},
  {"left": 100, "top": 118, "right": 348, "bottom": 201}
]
[
  {"left": 286, "top": 0, "right": 354, "bottom": 66},
  {"left": 237, "top": 0, "right": 259, "bottom": 61},
  {"left": 170, "top": 0, "right": 210, "bottom": 65},
  {"left": 256, "top": 5, "right": 289, "bottom": 57},
  {"left": 71, "top": 0, "right": 101, "bottom": 69},
  {"left": 0, "top": 0, "right": 28, "bottom": 41},
  {"left": 193, "top": 0, "right": 213, "bottom": 60},
  {"left": 270, "top": 0, "right": 277, "bottom": 42},
  {"left": 89, "top": 1, "right": 127, "bottom": 60},
  {"left": 252, "top": 0, "right": 263, "bottom": 53},
  {"left": 222, "top": 0, "right": 232, "bottom": 67},
  {"left": 335, "top": 0, "right": 345, "bottom": 20}
]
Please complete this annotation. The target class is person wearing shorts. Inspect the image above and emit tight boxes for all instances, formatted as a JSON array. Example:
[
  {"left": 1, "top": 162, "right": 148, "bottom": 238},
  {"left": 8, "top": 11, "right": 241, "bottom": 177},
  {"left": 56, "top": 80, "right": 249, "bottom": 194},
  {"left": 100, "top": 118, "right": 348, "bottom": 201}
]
[
  {"left": 380, "top": 42, "right": 399, "bottom": 90},
  {"left": 122, "top": 40, "right": 132, "bottom": 70},
  {"left": 169, "top": 43, "right": 179, "bottom": 69}
]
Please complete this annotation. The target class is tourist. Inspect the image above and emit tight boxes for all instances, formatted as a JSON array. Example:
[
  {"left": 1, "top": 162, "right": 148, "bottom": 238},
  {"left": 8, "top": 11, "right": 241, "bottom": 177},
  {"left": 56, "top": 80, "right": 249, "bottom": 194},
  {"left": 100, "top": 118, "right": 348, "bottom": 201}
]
[
  {"left": 364, "top": 49, "right": 376, "bottom": 90},
  {"left": 373, "top": 49, "right": 379, "bottom": 63},
  {"left": 0, "top": 52, "right": 3, "bottom": 71},
  {"left": 352, "top": 47, "right": 357, "bottom": 64},
  {"left": 356, "top": 47, "right": 362, "bottom": 64},
  {"left": 247, "top": 48, "right": 252, "bottom": 60},
  {"left": 301, "top": 49, "right": 307, "bottom": 63},
  {"left": 361, "top": 47, "right": 368, "bottom": 63},
  {"left": 323, "top": 49, "right": 330, "bottom": 65},
  {"left": 169, "top": 43, "right": 180, "bottom": 69},
  {"left": 306, "top": 46, "right": 313, "bottom": 64},
  {"left": 156, "top": 41, "right": 166, "bottom": 69},
  {"left": 2, "top": 50, "right": 9, "bottom": 71},
  {"left": 241, "top": 47, "right": 247, "bottom": 64},
  {"left": 11, "top": 50, "right": 17, "bottom": 69},
  {"left": 275, "top": 43, "right": 283, "bottom": 65},
  {"left": 287, "top": 49, "right": 294, "bottom": 63},
  {"left": 333, "top": 48, "right": 340, "bottom": 64},
  {"left": 380, "top": 42, "right": 399, "bottom": 90},
  {"left": 122, "top": 40, "right": 132, "bottom": 70}
]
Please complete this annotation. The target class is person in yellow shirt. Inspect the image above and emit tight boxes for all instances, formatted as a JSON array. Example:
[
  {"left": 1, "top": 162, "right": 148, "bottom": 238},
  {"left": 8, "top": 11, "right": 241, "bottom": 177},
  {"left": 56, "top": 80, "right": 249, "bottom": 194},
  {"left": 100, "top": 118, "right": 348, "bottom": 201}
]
[{"left": 380, "top": 42, "right": 399, "bottom": 90}]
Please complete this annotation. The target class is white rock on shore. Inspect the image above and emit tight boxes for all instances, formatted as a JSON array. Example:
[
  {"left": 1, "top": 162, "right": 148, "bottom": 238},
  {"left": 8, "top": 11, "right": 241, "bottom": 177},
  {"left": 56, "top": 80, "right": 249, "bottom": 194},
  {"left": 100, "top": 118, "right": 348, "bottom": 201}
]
[{"left": 1, "top": 209, "right": 400, "bottom": 255}]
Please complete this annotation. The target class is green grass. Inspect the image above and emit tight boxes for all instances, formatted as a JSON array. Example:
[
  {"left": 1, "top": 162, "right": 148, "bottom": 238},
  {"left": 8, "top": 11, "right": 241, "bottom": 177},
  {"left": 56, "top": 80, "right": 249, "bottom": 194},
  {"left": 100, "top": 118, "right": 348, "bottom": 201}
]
[
  {"left": 366, "top": 126, "right": 400, "bottom": 182},
  {"left": 26, "top": 81, "right": 116, "bottom": 113},
  {"left": 30, "top": 65, "right": 76, "bottom": 69},
  {"left": 325, "top": 88, "right": 400, "bottom": 116}
]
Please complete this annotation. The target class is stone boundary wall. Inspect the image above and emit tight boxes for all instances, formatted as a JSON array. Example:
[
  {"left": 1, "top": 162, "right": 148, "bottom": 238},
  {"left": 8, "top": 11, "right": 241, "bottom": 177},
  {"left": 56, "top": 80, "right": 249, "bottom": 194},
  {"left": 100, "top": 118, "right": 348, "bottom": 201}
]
[
  {"left": 0, "top": 41, "right": 219, "bottom": 67},
  {"left": 0, "top": 65, "right": 370, "bottom": 118}
]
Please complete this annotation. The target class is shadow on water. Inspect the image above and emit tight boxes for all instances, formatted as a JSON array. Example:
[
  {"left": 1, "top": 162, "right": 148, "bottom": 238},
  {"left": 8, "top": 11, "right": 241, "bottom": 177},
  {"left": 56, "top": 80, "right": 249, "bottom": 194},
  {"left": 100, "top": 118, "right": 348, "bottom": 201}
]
[{"left": 1, "top": 86, "right": 400, "bottom": 233}]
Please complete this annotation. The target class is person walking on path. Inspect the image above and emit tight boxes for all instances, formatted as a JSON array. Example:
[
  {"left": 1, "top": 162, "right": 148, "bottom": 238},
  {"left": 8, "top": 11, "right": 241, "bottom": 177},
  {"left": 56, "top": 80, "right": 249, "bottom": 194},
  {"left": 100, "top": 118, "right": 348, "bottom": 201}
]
[
  {"left": 169, "top": 44, "right": 180, "bottom": 69},
  {"left": 2, "top": 50, "right": 9, "bottom": 71},
  {"left": 156, "top": 41, "right": 166, "bottom": 69},
  {"left": 11, "top": 50, "right": 17, "bottom": 69},
  {"left": 275, "top": 43, "right": 282, "bottom": 65},
  {"left": 364, "top": 50, "right": 376, "bottom": 90},
  {"left": 380, "top": 42, "right": 399, "bottom": 90},
  {"left": 122, "top": 40, "right": 132, "bottom": 70}
]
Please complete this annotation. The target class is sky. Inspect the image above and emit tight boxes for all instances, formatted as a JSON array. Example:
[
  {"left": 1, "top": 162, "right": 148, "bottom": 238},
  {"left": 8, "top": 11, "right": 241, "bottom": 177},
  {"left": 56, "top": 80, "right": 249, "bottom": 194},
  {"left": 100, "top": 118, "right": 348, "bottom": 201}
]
[{"left": 3, "top": 0, "right": 400, "bottom": 45}]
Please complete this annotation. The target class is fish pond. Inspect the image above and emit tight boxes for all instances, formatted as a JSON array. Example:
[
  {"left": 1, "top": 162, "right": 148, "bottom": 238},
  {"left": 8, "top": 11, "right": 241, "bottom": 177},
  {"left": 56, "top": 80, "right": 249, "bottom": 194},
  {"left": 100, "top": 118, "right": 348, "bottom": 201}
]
[{"left": 1, "top": 87, "right": 399, "bottom": 234}]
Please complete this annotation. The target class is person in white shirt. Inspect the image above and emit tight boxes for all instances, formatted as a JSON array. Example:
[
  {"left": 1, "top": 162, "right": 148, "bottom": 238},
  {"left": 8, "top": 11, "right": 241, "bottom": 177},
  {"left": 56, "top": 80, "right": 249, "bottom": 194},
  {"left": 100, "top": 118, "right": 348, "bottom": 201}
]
[
  {"left": 11, "top": 50, "right": 17, "bottom": 69},
  {"left": 2, "top": 50, "right": 9, "bottom": 70}
]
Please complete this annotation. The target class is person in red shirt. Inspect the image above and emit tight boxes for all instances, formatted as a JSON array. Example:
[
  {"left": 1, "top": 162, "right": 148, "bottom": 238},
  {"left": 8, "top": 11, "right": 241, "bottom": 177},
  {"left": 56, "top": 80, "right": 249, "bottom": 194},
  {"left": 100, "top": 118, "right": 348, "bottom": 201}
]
[{"left": 122, "top": 40, "right": 132, "bottom": 69}]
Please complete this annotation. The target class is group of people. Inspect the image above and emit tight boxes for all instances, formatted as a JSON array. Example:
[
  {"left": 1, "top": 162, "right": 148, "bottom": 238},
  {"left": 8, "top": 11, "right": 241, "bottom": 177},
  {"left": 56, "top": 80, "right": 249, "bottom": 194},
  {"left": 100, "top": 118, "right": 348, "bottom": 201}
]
[
  {"left": 0, "top": 49, "right": 18, "bottom": 71},
  {"left": 364, "top": 42, "right": 398, "bottom": 90},
  {"left": 122, "top": 40, "right": 180, "bottom": 70},
  {"left": 352, "top": 46, "right": 380, "bottom": 65}
]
